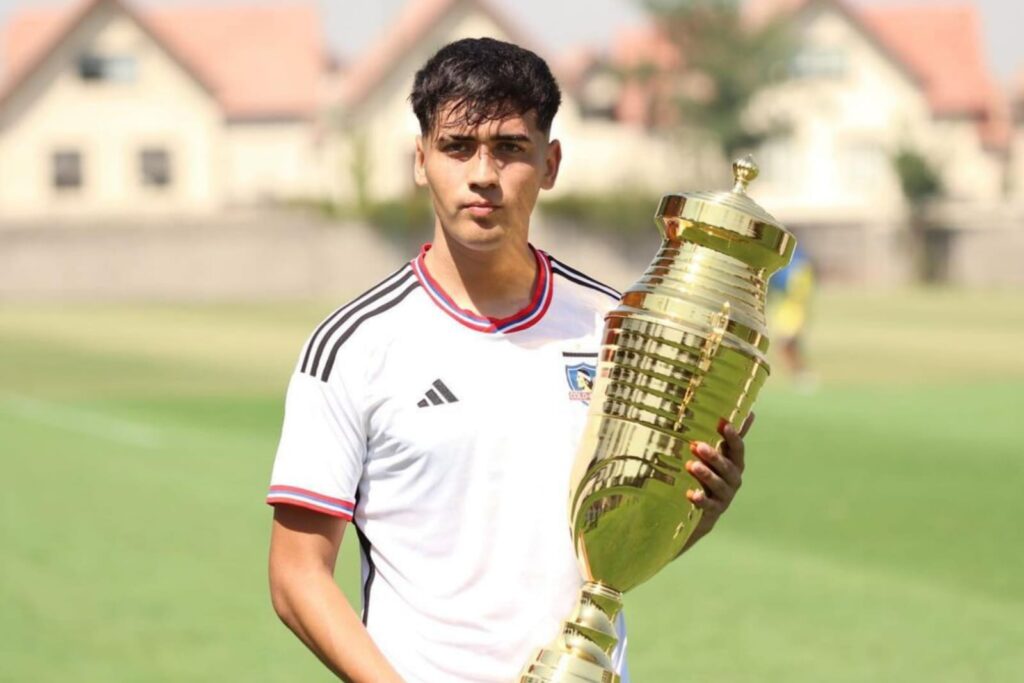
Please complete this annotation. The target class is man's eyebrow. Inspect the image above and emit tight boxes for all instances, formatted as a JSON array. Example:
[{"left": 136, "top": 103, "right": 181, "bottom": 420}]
[{"left": 436, "top": 133, "right": 531, "bottom": 143}]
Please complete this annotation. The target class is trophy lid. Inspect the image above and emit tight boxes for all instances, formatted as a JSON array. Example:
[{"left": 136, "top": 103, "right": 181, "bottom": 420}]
[{"left": 655, "top": 156, "right": 795, "bottom": 272}]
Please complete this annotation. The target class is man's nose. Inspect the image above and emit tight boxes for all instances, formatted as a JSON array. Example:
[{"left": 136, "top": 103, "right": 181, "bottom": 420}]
[{"left": 468, "top": 147, "right": 499, "bottom": 187}]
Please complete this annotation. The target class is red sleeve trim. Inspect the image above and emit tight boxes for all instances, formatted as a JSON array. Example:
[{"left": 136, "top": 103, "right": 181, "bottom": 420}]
[
  {"left": 266, "top": 485, "right": 355, "bottom": 520},
  {"left": 266, "top": 497, "right": 354, "bottom": 521}
]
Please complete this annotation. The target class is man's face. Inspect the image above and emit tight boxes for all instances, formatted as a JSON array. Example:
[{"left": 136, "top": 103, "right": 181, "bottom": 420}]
[{"left": 414, "top": 105, "right": 561, "bottom": 253}]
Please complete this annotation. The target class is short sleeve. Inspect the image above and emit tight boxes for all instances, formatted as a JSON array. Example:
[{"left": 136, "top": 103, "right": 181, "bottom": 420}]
[{"left": 266, "top": 371, "right": 366, "bottom": 520}]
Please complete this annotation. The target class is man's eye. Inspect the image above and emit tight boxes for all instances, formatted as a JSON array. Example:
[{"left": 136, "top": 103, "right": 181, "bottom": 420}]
[
  {"left": 442, "top": 142, "right": 469, "bottom": 155},
  {"left": 497, "top": 142, "right": 524, "bottom": 154}
]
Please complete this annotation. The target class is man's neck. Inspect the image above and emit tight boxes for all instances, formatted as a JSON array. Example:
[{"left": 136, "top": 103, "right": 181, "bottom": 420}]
[{"left": 423, "top": 230, "right": 538, "bottom": 319}]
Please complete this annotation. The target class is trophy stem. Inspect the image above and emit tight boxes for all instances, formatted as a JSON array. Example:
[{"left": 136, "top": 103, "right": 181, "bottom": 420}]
[{"left": 518, "top": 582, "right": 623, "bottom": 683}]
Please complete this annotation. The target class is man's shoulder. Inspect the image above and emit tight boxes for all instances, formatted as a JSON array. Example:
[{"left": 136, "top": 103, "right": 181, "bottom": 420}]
[
  {"left": 546, "top": 254, "right": 621, "bottom": 309},
  {"left": 296, "top": 262, "right": 422, "bottom": 383}
]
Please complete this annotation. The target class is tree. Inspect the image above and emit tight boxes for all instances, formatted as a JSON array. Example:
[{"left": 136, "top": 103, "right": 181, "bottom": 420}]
[
  {"left": 893, "top": 148, "right": 942, "bottom": 205},
  {"left": 639, "top": 0, "right": 796, "bottom": 159},
  {"left": 892, "top": 148, "right": 945, "bottom": 282}
]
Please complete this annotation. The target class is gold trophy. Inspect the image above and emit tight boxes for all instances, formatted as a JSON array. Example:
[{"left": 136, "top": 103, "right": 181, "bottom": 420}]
[{"left": 519, "top": 157, "right": 795, "bottom": 682}]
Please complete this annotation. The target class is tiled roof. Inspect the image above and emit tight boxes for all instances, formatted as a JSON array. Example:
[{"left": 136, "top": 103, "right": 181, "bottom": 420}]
[
  {"left": 147, "top": 3, "right": 324, "bottom": 118},
  {"left": 609, "top": 24, "right": 681, "bottom": 72},
  {"left": 1, "top": 0, "right": 324, "bottom": 119},
  {"left": 607, "top": 24, "right": 683, "bottom": 127},
  {"left": 340, "top": 0, "right": 534, "bottom": 107},
  {"left": 2, "top": 6, "right": 69, "bottom": 82},
  {"left": 859, "top": 2, "right": 1009, "bottom": 150},
  {"left": 553, "top": 45, "right": 598, "bottom": 93},
  {"left": 744, "top": 0, "right": 807, "bottom": 28},
  {"left": 859, "top": 3, "right": 992, "bottom": 117}
]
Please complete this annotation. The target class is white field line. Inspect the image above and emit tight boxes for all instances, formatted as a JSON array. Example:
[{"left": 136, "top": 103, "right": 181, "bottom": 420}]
[{"left": 0, "top": 393, "right": 163, "bottom": 449}]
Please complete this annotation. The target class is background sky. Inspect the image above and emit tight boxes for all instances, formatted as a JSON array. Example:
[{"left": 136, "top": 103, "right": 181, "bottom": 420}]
[{"left": 0, "top": 0, "right": 1020, "bottom": 84}]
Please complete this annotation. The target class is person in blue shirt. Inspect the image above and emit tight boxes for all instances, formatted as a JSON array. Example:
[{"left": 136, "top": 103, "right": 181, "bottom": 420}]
[{"left": 768, "top": 244, "right": 816, "bottom": 386}]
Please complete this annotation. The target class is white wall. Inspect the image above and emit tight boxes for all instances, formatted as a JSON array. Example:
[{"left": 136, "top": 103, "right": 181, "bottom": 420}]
[
  {"left": 927, "top": 118, "right": 1005, "bottom": 202},
  {"left": 1011, "top": 127, "right": 1024, "bottom": 200},
  {"left": 551, "top": 106, "right": 716, "bottom": 196},
  {"left": 224, "top": 119, "right": 321, "bottom": 205}
]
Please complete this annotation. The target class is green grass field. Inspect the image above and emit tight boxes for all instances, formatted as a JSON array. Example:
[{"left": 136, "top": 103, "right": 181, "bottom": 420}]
[{"left": 2, "top": 288, "right": 1022, "bottom": 681}]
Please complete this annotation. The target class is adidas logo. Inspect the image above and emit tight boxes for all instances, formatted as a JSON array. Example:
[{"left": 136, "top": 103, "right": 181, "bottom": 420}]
[{"left": 417, "top": 379, "right": 459, "bottom": 408}]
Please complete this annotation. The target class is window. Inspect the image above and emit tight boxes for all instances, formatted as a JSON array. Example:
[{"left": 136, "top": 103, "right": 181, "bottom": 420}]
[
  {"left": 140, "top": 148, "right": 171, "bottom": 187},
  {"left": 77, "top": 53, "right": 137, "bottom": 82},
  {"left": 579, "top": 71, "right": 621, "bottom": 120},
  {"left": 53, "top": 150, "right": 82, "bottom": 190},
  {"left": 790, "top": 47, "right": 848, "bottom": 79}
]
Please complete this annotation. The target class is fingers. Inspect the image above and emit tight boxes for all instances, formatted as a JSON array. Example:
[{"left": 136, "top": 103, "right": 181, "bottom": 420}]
[
  {"left": 682, "top": 416, "right": 753, "bottom": 533},
  {"left": 717, "top": 417, "right": 748, "bottom": 470},
  {"left": 739, "top": 411, "right": 756, "bottom": 437},
  {"left": 686, "top": 486, "right": 725, "bottom": 515},
  {"left": 687, "top": 441, "right": 740, "bottom": 496}
]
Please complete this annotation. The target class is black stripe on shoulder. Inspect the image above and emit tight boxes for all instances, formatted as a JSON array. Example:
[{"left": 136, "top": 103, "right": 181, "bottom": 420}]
[
  {"left": 300, "top": 264, "right": 412, "bottom": 374},
  {"left": 318, "top": 280, "right": 420, "bottom": 382},
  {"left": 308, "top": 268, "right": 415, "bottom": 377},
  {"left": 550, "top": 258, "right": 621, "bottom": 301}
]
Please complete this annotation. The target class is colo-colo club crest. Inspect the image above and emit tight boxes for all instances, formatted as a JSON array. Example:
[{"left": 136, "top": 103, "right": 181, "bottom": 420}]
[{"left": 563, "top": 353, "right": 597, "bottom": 404}]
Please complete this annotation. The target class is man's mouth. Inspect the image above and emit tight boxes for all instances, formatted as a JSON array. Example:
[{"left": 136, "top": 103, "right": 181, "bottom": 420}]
[{"left": 463, "top": 202, "right": 499, "bottom": 217}]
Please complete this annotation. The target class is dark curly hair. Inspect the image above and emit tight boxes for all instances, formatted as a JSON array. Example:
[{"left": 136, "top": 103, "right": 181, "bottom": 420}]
[{"left": 410, "top": 37, "right": 562, "bottom": 137}]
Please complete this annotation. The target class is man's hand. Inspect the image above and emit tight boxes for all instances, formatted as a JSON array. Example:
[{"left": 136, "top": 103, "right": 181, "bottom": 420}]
[{"left": 681, "top": 412, "right": 755, "bottom": 551}]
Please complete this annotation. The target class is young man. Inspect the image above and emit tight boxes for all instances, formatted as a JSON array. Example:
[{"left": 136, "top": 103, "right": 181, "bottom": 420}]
[{"left": 267, "top": 38, "right": 751, "bottom": 683}]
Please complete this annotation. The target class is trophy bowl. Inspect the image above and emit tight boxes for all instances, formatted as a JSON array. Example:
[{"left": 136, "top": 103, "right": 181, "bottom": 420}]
[{"left": 519, "top": 157, "right": 796, "bottom": 683}]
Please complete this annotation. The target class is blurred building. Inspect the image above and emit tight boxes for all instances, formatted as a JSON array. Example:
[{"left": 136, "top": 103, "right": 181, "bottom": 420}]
[
  {"left": 0, "top": 0, "right": 327, "bottom": 218},
  {"left": 324, "top": 0, "right": 700, "bottom": 205},
  {"left": 0, "top": 0, "right": 703, "bottom": 217},
  {"left": 1, "top": 0, "right": 1021, "bottom": 287},
  {"left": 743, "top": 0, "right": 1015, "bottom": 282},
  {"left": 750, "top": 0, "right": 1009, "bottom": 212},
  {"left": 571, "top": 0, "right": 1021, "bottom": 284}
]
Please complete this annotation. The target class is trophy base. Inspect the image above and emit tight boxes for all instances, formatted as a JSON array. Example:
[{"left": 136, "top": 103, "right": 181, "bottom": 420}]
[
  {"left": 518, "top": 582, "right": 623, "bottom": 683},
  {"left": 519, "top": 648, "right": 621, "bottom": 683}
]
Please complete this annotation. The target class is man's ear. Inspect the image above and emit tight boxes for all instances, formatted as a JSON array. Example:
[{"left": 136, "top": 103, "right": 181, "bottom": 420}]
[
  {"left": 540, "top": 138, "right": 562, "bottom": 191},
  {"left": 414, "top": 135, "right": 427, "bottom": 187}
]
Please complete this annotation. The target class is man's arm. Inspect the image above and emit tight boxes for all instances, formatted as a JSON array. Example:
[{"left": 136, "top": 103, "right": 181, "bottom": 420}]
[
  {"left": 680, "top": 412, "right": 755, "bottom": 553},
  {"left": 269, "top": 505, "right": 404, "bottom": 683}
]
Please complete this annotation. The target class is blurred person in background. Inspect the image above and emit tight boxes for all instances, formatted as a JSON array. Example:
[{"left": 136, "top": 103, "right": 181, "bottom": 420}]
[
  {"left": 264, "top": 37, "right": 751, "bottom": 683},
  {"left": 769, "top": 243, "right": 817, "bottom": 390}
]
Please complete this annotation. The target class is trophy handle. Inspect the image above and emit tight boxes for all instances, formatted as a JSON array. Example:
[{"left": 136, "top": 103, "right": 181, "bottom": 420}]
[{"left": 674, "top": 300, "right": 731, "bottom": 432}]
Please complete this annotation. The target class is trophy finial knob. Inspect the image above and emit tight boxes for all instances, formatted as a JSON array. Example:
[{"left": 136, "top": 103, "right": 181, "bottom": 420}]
[{"left": 732, "top": 155, "right": 759, "bottom": 194}]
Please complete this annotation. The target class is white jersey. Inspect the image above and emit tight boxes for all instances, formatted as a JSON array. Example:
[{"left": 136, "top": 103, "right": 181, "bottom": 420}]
[{"left": 268, "top": 245, "right": 630, "bottom": 683}]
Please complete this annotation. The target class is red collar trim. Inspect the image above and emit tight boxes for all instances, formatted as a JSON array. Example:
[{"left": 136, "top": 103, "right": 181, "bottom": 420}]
[{"left": 411, "top": 244, "right": 553, "bottom": 334}]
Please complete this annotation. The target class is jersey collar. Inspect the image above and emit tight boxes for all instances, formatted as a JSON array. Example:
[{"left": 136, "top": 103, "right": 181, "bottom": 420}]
[{"left": 411, "top": 244, "right": 553, "bottom": 334}]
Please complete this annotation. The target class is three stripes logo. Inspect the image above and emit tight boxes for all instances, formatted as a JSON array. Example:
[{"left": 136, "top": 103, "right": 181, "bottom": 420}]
[{"left": 417, "top": 379, "right": 459, "bottom": 408}]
